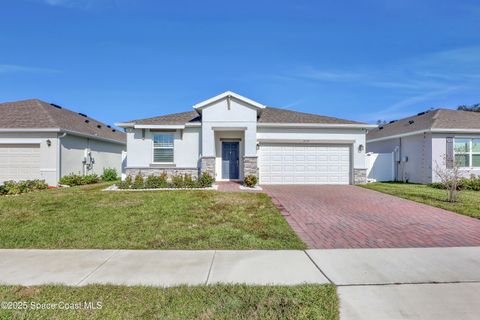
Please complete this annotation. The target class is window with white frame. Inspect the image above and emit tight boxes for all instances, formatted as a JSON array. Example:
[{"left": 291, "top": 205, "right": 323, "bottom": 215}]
[
  {"left": 153, "top": 132, "right": 174, "bottom": 163},
  {"left": 454, "top": 138, "right": 480, "bottom": 168}
]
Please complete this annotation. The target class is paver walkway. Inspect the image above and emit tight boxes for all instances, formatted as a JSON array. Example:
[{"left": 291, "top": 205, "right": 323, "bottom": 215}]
[
  {"left": 1, "top": 247, "right": 480, "bottom": 320},
  {"left": 263, "top": 185, "right": 480, "bottom": 249}
]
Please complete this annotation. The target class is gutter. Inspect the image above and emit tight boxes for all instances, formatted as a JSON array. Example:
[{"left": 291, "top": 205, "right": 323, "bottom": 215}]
[
  {"left": 56, "top": 132, "right": 67, "bottom": 184},
  {"left": 368, "top": 128, "right": 480, "bottom": 143},
  {"left": 257, "top": 123, "right": 378, "bottom": 129}
]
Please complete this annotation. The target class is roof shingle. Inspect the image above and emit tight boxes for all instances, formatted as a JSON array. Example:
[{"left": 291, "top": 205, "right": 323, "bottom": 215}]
[
  {"left": 0, "top": 99, "right": 125, "bottom": 143},
  {"left": 367, "top": 108, "right": 480, "bottom": 140},
  {"left": 126, "top": 107, "right": 363, "bottom": 125}
]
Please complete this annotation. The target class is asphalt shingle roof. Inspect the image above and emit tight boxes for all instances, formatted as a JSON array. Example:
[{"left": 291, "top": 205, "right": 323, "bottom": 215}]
[
  {"left": 128, "top": 107, "right": 363, "bottom": 125},
  {"left": 367, "top": 108, "right": 480, "bottom": 140},
  {"left": 0, "top": 99, "right": 125, "bottom": 143}
]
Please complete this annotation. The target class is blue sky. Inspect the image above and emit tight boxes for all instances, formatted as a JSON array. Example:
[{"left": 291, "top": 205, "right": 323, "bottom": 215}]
[{"left": 1, "top": 0, "right": 480, "bottom": 126}]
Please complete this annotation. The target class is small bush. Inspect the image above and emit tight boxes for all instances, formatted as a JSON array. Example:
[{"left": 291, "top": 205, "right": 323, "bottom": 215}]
[
  {"left": 171, "top": 174, "right": 185, "bottom": 188},
  {"left": 101, "top": 168, "right": 118, "bottom": 181},
  {"left": 0, "top": 179, "right": 48, "bottom": 196},
  {"left": 118, "top": 175, "right": 133, "bottom": 189},
  {"left": 429, "top": 175, "right": 480, "bottom": 191},
  {"left": 197, "top": 172, "right": 214, "bottom": 188},
  {"left": 145, "top": 174, "right": 168, "bottom": 189},
  {"left": 132, "top": 174, "right": 145, "bottom": 189},
  {"left": 244, "top": 175, "right": 258, "bottom": 188},
  {"left": 59, "top": 173, "right": 99, "bottom": 186}
]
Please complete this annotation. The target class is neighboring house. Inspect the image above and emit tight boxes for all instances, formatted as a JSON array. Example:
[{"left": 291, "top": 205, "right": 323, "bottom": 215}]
[
  {"left": 367, "top": 109, "right": 480, "bottom": 183},
  {"left": 116, "top": 91, "right": 375, "bottom": 185},
  {"left": 0, "top": 99, "right": 126, "bottom": 185}
]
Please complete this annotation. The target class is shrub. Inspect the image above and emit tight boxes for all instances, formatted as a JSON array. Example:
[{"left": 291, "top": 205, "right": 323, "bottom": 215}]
[
  {"left": 171, "top": 174, "right": 185, "bottom": 188},
  {"left": 183, "top": 174, "right": 196, "bottom": 188},
  {"left": 101, "top": 168, "right": 118, "bottom": 181},
  {"left": 244, "top": 175, "right": 258, "bottom": 188},
  {"left": 429, "top": 175, "right": 480, "bottom": 191},
  {"left": 59, "top": 173, "right": 99, "bottom": 186},
  {"left": 132, "top": 174, "right": 145, "bottom": 189},
  {"left": 145, "top": 174, "right": 168, "bottom": 189},
  {"left": 118, "top": 175, "right": 133, "bottom": 189},
  {"left": 83, "top": 174, "right": 100, "bottom": 185},
  {"left": 197, "top": 172, "right": 214, "bottom": 188},
  {"left": 59, "top": 174, "right": 84, "bottom": 186},
  {"left": 0, "top": 179, "right": 48, "bottom": 196}
]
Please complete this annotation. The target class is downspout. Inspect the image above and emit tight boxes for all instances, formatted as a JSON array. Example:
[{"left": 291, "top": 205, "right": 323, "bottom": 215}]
[{"left": 56, "top": 132, "right": 67, "bottom": 185}]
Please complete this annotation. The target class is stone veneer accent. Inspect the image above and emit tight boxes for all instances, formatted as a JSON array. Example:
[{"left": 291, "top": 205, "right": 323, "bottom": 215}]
[
  {"left": 125, "top": 167, "right": 198, "bottom": 179},
  {"left": 243, "top": 156, "right": 258, "bottom": 178},
  {"left": 200, "top": 156, "right": 216, "bottom": 178},
  {"left": 353, "top": 168, "right": 367, "bottom": 185}
]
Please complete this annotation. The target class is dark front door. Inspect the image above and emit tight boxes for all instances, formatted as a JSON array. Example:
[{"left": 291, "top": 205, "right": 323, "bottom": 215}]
[{"left": 222, "top": 141, "right": 239, "bottom": 179}]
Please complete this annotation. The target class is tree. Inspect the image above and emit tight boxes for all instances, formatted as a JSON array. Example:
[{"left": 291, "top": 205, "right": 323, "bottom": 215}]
[
  {"left": 457, "top": 103, "right": 480, "bottom": 112},
  {"left": 433, "top": 155, "right": 462, "bottom": 203}
]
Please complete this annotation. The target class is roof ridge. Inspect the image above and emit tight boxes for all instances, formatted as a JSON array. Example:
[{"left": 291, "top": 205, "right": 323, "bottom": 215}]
[{"left": 33, "top": 99, "right": 58, "bottom": 128}]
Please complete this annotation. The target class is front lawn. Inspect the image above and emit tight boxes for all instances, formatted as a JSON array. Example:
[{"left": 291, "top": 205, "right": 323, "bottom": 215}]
[
  {"left": 0, "top": 284, "right": 339, "bottom": 320},
  {"left": 0, "top": 184, "right": 305, "bottom": 249},
  {"left": 360, "top": 182, "right": 480, "bottom": 219}
]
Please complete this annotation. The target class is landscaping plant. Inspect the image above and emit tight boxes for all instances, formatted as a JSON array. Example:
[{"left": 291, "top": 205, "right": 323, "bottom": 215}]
[
  {"left": 0, "top": 179, "right": 48, "bottom": 196},
  {"left": 117, "top": 172, "right": 215, "bottom": 189},
  {"left": 101, "top": 168, "right": 118, "bottom": 181},
  {"left": 244, "top": 175, "right": 258, "bottom": 188},
  {"left": 433, "top": 155, "right": 463, "bottom": 202},
  {"left": 59, "top": 173, "right": 99, "bottom": 186}
]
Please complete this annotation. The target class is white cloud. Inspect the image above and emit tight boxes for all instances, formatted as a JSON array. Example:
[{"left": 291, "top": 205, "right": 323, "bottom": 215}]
[
  {"left": 39, "top": 0, "right": 132, "bottom": 9},
  {"left": 0, "top": 64, "right": 60, "bottom": 74}
]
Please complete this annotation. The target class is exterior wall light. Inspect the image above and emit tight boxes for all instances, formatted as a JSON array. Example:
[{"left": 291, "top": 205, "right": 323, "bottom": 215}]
[
  {"left": 46, "top": 139, "right": 52, "bottom": 147},
  {"left": 358, "top": 144, "right": 364, "bottom": 152}
]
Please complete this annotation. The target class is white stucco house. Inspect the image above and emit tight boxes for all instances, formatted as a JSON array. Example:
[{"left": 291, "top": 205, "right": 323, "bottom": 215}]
[
  {"left": 117, "top": 92, "right": 376, "bottom": 185},
  {"left": 0, "top": 99, "right": 126, "bottom": 186},
  {"left": 367, "top": 108, "right": 480, "bottom": 183}
]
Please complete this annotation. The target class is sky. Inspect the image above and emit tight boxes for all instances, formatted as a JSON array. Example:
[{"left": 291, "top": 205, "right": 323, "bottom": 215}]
[{"left": 1, "top": 0, "right": 480, "bottom": 127}]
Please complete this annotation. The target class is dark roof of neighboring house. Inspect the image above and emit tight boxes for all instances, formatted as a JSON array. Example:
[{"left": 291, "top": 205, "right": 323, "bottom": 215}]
[
  {"left": 0, "top": 99, "right": 125, "bottom": 143},
  {"left": 367, "top": 108, "right": 480, "bottom": 141},
  {"left": 128, "top": 107, "right": 364, "bottom": 125}
]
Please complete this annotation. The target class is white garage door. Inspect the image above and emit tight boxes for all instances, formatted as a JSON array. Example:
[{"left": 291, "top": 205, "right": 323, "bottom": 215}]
[
  {"left": 259, "top": 143, "right": 351, "bottom": 184},
  {"left": 0, "top": 144, "right": 41, "bottom": 182}
]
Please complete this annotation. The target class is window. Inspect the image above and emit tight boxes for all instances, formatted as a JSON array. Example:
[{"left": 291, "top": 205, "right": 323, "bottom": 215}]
[
  {"left": 454, "top": 138, "right": 480, "bottom": 168},
  {"left": 153, "top": 133, "right": 174, "bottom": 163}
]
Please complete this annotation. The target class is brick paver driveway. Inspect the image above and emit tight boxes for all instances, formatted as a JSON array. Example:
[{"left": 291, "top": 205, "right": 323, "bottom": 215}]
[{"left": 263, "top": 185, "right": 480, "bottom": 249}]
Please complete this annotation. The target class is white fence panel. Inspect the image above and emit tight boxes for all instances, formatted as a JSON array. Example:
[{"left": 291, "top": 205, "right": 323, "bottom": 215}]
[{"left": 366, "top": 152, "right": 395, "bottom": 182}]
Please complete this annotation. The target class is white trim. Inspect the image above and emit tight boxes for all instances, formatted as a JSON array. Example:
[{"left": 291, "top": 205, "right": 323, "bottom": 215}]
[
  {"left": 0, "top": 139, "right": 42, "bottom": 144},
  {"left": 115, "top": 122, "right": 135, "bottom": 128},
  {"left": 0, "top": 128, "right": 124, "bottom": 145},
  {"left": 193, "top": 91, "right": 266, "bottom": 110},
  {"left": 368, "top": 128, "right": 480, "bottom": 143},
  {"left": 40, "top": 168, "right": 56, "bottom": 172},
  {"left": 212, "top": 126, "right": 247, "bottom": 131},
  {"left": 185, "top": 122, "right": 201, "bottom": 127},
  {"left": 258, "top": 123, "right": 377, "bottom": 129},
  {"left": 258, "top": 139, "right": 355, "bottom": 144},
  {"left": 135, "top": 124, "right": 185, "bottom": 129}
]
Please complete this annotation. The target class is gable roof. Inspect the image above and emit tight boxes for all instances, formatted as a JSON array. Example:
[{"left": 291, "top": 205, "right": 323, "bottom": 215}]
[
  {"left": 193, "top": 91, "right": 266, "bottom": 111},
  {"left": 121, "top": 106, "right": 366, "bottom": 127},
  {"left": 367, "top": 108, "right": 480, "bottom": 141},
  {"left": 0, "top": 99, "right": 125, "bottom": 144}
]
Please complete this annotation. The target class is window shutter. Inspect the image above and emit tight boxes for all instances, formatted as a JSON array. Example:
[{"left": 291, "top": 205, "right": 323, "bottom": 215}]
[{"left": 446, "top": 137, "right": 454, "bottom": 168}]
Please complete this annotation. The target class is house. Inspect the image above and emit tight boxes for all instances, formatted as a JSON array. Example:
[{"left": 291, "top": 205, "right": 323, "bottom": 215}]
[
  {"left": 0, "top": 99, "right": 126, "bottom": 185},
  {"left": 116, "top": 91, "right": 376, "bottom": 185},
  {"left": 367, "top": 108, "right": 480, "bottom": 183}
]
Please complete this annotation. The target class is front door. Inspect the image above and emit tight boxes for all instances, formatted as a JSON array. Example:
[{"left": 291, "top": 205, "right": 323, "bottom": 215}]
[{"left": 222, "top": 141, "right": 239, "bottom": 179}]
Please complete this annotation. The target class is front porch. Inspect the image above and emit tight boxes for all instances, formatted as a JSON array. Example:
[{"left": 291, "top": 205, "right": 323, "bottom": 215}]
[{"left": 200, "top": 128, "right": 258, "bottom": 182}]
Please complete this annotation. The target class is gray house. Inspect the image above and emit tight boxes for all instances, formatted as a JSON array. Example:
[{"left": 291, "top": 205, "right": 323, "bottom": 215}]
[
  {"left": 0, "top": 99, "right": 126, "bottom": 185},
  {"left": 367, "top": 109, "right": 480, "bottom": 183}
]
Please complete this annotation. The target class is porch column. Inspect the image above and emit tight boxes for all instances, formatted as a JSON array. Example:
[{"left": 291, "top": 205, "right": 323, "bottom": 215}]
[
  {"left": 243, "top": 124, "right": 258, "bottom": 179},
  {"left": 243, "top": 156, "right": 258, "bottom": 178}
]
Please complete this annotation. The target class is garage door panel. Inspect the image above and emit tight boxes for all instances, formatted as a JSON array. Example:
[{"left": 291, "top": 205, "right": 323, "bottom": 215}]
[
  {"left": 0, "top": 144, "right": 41, "bottom": 182},
  {"left": 259, "top": 143, "right": 351, "bottom": 185}
]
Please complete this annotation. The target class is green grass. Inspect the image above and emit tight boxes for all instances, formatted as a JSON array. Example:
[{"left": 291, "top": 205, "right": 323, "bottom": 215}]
[
  {"left": 0, "top": 183, "right": 305, "bottom": 249},
  {"left": 0, "top": 284, "right": 338, "bottom": 320},
  {"left": 360, "top": 182, "right": 480, "bottom": 219}
]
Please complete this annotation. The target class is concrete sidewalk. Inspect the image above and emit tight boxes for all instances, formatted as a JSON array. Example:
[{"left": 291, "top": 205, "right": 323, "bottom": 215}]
[{"left": 1, "top": 247, "right": 480, "bottom": 320}]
